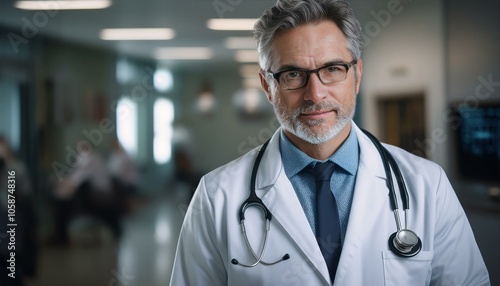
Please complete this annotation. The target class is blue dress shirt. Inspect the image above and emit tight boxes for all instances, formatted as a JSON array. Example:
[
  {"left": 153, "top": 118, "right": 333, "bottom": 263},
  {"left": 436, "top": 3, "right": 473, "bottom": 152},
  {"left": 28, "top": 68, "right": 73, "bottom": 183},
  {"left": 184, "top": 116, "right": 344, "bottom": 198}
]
[{"left": 279, "top": 128, "right": 359, "bottom": 242}]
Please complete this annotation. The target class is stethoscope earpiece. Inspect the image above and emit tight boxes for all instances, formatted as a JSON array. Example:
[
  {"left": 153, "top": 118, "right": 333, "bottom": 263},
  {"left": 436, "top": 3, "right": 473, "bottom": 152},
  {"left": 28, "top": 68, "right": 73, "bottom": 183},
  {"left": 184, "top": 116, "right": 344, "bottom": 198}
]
[
  {"left": 231, "top": 253, "right": 290, "bottom": 266},
  {"left": 389, "top": 230, "right": 422, "bottom": 257}
]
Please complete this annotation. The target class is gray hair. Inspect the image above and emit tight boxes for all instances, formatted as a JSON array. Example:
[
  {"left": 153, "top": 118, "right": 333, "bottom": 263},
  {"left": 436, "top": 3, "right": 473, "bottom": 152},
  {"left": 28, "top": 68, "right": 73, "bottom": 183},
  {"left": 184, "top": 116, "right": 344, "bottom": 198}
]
[{"left": 253, "top": 0, "right": 363, "bottom": 72}]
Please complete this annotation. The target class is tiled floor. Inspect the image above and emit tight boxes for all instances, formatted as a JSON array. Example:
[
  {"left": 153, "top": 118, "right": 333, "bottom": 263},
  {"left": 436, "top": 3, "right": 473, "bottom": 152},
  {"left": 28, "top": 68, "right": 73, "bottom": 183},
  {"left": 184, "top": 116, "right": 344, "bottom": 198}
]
[{"left": 25, "top": 185, "right": 192, "bottom": 286}]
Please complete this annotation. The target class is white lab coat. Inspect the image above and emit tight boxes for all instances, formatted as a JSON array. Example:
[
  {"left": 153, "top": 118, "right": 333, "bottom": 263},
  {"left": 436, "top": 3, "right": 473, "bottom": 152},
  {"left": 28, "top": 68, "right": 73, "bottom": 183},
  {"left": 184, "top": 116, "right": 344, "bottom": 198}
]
[{"left": 170, "top": 123, "right": 490, "bottom": 286}]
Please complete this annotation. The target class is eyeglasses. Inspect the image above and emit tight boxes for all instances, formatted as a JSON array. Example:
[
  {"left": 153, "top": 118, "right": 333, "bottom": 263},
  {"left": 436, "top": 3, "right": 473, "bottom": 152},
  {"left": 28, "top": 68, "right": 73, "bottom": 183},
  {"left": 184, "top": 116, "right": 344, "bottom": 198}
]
[{"left": 268, "top": 60, "right": 357, "bottom": 90}]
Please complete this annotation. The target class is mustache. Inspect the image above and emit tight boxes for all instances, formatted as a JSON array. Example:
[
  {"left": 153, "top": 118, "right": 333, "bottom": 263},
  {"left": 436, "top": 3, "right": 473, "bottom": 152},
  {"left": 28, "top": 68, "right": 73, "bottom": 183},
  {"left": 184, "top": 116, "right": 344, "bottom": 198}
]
[{"left": 293, "top": 101, "right": 340, "bottom": 116}]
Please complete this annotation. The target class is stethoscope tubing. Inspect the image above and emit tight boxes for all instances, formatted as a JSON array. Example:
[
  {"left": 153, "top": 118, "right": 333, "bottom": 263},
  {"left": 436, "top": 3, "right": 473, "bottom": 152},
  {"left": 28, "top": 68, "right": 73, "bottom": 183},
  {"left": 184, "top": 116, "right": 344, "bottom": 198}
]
[
  {"left": 233, "top": 139, "right": 290, "bottom": 267},
  {"left": 362, "top": 129, "right": 421, "bottom": 256},
  {"left": 232, "top": 129, "right": 421, "bottom": 266}
]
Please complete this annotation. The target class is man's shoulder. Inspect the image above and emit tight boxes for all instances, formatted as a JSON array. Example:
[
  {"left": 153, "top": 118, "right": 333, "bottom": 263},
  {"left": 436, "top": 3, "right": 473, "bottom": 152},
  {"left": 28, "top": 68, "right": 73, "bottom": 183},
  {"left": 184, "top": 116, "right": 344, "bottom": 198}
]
[
  {"left": 202, "top": 146, "right": 261, "bottom": 189},
  {"left": 383, "top": 143, "right": 443, "bottom": 175}
]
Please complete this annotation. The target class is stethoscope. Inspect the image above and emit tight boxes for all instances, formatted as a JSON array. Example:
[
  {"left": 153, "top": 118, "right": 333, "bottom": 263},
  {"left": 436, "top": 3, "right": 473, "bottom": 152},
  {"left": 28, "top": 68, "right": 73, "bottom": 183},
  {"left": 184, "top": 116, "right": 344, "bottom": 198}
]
[{"left": 231, "top": 129, "right": 422, "bottom": 268}]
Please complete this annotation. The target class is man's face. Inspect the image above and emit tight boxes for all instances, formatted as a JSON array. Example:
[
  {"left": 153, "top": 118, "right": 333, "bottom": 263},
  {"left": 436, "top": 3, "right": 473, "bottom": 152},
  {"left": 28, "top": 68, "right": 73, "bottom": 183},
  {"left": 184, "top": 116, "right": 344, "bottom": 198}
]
[{"left": 261, "top": 20, "right": 362, "bottom": 145}]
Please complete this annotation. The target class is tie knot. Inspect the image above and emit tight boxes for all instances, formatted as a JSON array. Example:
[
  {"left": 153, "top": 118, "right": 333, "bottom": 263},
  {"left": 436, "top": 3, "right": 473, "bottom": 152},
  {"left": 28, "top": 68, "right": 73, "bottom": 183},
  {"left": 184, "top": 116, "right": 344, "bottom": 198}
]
[{"left": 312, "top": 161, "right": 335, "bottom": 181}]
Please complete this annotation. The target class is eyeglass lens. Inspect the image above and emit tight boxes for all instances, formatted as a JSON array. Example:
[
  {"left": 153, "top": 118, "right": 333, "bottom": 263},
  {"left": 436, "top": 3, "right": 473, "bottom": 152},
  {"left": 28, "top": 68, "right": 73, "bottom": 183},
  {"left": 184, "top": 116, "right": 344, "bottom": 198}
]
[{"left": 276, "top": 61, "right": 355, "bottom": 90}]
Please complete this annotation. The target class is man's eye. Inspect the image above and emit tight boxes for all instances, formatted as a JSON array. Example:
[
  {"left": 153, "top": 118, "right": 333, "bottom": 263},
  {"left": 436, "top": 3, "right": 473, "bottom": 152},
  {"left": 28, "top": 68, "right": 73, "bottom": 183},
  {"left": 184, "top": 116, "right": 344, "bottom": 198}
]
[
  {"left": 284, "top": 71, "right": 303, "bottom": 79},
  {"left": 325, "top": 66, "right": 342, "bottom": 73}
]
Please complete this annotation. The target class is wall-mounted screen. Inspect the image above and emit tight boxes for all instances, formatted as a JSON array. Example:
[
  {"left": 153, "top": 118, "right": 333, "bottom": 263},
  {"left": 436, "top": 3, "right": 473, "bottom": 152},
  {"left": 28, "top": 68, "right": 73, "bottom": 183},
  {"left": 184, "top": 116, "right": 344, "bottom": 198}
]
[{"left": 452, "top": 103, "right": 500, "bottom": 184}]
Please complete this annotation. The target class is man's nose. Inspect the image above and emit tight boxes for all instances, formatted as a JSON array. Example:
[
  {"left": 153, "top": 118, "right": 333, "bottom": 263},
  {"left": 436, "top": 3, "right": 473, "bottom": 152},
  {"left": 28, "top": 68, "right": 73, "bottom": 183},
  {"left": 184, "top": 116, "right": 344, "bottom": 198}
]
[{"left": 302, "top": 73, "right": 328, "bottom": 103}]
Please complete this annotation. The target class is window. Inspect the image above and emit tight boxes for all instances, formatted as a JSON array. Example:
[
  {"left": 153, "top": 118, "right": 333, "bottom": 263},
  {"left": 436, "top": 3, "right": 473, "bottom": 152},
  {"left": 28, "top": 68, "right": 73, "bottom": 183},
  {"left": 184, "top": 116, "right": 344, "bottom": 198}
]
[
  {"left": 0, "top": 81, "right": 20, "bottom": 152},
  {"left": 116, "top": 97, "right": 138, "bottom": 157},
  {"left": 154, "top": 98, "right": 174, "bottom": 164},
  {"left": 154, "top": 68, "right": 173, "bottom": 93}
]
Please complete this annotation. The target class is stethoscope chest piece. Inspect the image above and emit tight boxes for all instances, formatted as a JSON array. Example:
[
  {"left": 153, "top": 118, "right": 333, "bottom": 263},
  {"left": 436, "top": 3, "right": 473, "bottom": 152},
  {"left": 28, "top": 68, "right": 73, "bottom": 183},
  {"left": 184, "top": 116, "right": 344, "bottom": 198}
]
[
  {"left": 389, "top": 229, "right": 422, "bottom": 257},
  {"left": 362, "top": 129, "right": 422, "bottom": 258}
]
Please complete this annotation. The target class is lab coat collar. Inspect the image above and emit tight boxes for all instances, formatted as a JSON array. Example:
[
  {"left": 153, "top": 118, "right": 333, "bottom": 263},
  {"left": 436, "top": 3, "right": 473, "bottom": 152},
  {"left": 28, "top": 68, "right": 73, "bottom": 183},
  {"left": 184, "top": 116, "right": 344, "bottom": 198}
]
[
  {"left": 253, "top": 122, "right": 390, "bottom": 284},
  {"left": 254, "top": 122, "right": 387, "bottom": 189},
  {"left": 255, "top": 128, "right": 331, "bottom": 284},
  {"left": 334, "top": 123, "right": 390, "bottom": 285},
  {"left": 254, "top": 128, "right": 283, "bottom": 190},
  {"left": 353, "top": 123, "right": 386, "bottom": 179}
]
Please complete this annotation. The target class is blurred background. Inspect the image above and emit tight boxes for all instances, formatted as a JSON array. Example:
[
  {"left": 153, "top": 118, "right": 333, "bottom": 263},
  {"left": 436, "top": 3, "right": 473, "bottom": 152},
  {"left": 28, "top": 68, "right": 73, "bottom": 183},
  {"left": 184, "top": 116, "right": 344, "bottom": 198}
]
[{"left": 0, "top": 0, "right": 499, "bottom": 285}]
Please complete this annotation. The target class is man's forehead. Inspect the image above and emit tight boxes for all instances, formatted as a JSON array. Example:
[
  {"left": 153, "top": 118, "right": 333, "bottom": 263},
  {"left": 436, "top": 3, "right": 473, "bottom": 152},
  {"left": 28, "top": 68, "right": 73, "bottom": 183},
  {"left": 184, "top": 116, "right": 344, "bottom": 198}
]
[{"left": 269, "top": 21, "right": 351, "bottom": 69}]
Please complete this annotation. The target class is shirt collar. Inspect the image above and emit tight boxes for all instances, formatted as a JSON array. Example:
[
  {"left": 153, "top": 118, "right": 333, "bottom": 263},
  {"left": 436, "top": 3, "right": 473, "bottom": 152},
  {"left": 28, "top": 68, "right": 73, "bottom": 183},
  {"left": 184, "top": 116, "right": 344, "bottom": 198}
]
[
  {"left": 279, "top": 126, "right": 359, "bottom": 177},
  {"left": 331, "top": 127, "right": 359, "bottom": 175}
]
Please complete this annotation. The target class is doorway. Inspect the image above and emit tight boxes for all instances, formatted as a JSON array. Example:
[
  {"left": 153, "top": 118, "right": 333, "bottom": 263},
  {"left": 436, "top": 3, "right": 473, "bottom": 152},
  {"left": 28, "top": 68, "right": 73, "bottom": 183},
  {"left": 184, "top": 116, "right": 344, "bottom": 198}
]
[{"left": 377, "top": 94, "right": 427, "bottom": 158}]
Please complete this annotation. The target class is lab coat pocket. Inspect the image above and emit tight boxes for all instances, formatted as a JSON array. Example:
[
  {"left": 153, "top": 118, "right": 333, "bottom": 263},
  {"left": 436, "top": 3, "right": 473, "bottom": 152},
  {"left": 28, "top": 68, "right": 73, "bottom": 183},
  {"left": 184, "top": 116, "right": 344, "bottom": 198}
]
[{"left": 382, "top": 250, "right": 434, "bottom": 286}]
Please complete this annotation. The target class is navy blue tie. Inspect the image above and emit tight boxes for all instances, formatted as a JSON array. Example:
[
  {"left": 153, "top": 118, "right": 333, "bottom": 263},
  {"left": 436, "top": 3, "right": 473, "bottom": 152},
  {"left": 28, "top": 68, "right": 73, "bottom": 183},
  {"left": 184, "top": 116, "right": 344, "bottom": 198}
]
[{"left": 313, "top": 161, "right": 341, "bottom": 282}]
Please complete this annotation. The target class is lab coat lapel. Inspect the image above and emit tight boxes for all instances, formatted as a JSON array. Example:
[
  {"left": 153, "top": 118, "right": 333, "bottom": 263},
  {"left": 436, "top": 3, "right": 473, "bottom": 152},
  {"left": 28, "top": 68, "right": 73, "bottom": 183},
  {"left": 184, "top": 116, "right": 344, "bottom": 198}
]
[
  {"left": 264, "top": 174, "right": 331, "bottom": 284},
  {"left": 333, "top": 125, "right": 388, "bottom": 285},
  {"left": 255, "top": 130, "right": 331, "bottom": 284},
  {"left": 253, "top": 125, "right": 391, "bottom": 284}
]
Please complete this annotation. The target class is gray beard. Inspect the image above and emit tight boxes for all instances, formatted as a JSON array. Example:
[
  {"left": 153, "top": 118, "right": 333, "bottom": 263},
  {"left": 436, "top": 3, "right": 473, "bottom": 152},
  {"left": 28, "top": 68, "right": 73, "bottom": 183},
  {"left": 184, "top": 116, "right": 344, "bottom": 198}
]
[{"left": 272, "top": 98, "right": 355, "bottom": 145}]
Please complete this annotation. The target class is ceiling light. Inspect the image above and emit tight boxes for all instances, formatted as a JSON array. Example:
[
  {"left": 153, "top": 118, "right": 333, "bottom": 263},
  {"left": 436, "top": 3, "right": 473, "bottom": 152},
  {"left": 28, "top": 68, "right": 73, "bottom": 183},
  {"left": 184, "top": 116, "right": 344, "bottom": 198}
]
[
  {"left": 154, "top": 48, "right": 213, "bottom": 60},
  {"left": 14, "top": 0, "right": 112, "bottom": 10},
  {"left": 207, "top": 19, "right": 257, "bottom": 31},
  {"left": 224, "top": 37, "right": 256, "bottom": 49},
  {"left": 100, "top": 28, "right": 175, "bottom": 40},
  {"left": 235, "top": 50, "right": 259, "bottom": 63}
]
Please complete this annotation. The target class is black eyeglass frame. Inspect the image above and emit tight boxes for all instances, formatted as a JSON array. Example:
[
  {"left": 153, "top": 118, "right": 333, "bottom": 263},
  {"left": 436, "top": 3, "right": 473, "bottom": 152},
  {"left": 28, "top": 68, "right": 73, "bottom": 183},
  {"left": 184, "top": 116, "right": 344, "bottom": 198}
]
[{"left": 267, "top": 59, "right": 358, "bottom": 90}]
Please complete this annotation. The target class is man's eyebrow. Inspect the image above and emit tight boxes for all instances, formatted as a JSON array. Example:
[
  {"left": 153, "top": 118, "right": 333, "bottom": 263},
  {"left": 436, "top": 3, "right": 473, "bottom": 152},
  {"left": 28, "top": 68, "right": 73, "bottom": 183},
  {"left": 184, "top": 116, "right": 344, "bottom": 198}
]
[
  {"left": 323, "top": 59, "right": 350, "bottom": 66},
  {"left": 274, "top": 59, "right": 350, "bottom": 72},
  {"left": 274, "top": 64, "right": 303, "bottom": 72}
]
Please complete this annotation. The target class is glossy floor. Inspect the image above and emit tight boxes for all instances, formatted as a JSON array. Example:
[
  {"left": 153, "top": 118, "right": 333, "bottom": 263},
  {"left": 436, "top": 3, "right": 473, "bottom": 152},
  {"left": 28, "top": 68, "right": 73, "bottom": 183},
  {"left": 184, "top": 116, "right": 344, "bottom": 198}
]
[
  {"left": 25, "top": 187, "right": 192, "bottom": 286},
  {"left": 19, "top": 187, "right": 500, "bottom": 285}
]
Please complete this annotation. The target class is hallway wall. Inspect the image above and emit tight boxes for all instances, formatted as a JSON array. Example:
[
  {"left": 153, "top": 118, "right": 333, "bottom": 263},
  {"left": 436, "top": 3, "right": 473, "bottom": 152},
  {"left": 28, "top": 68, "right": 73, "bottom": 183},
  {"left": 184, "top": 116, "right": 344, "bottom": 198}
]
[
  {"left": 356, "top": 0, "right": 447, "bottom": 170},
  {"left": 175, "top": 69, "right": 276, "bottom": 174}
]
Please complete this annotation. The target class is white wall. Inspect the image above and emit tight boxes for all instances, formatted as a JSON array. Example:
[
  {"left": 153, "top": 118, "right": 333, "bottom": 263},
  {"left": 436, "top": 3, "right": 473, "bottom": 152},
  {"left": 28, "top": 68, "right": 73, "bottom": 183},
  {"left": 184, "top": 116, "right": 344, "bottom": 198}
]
[
  {"left": 175, "top": 69, "right": 276, "bottom": 174},
  {"left": 357, "top": 0, "right": 447, "bottom": 170}
]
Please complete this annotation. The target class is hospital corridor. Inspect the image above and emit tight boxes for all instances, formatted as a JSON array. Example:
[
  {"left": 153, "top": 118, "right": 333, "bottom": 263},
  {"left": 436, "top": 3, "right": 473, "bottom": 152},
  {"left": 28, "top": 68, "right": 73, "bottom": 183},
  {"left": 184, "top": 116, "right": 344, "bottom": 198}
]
[{"left": 0, "top": 0, "right": 499, "bottom": 285}]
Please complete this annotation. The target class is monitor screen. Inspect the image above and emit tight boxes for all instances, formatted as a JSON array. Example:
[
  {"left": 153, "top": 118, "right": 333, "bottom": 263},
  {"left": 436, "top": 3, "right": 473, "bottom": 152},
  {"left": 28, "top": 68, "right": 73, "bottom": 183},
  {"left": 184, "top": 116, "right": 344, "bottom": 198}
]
[{"left": 453, "top": 103, "right": 500, "bottom": 184}]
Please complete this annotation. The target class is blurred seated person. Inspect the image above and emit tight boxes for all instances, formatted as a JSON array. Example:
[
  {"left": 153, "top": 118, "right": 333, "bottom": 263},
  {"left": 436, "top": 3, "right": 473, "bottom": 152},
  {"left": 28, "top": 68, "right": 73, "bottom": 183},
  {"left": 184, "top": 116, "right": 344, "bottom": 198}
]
[
  {"left": 56, "top": 151, "right": 111, "bottom": 199},
  {"left": 54, "top": 151, "right": 126, "bottom": 245},
  {"left": 107, "top": 137, "right": 140, "bottom": 198},
  {"left": 173, "top": 148, "right": 203, "bottom": 199}
]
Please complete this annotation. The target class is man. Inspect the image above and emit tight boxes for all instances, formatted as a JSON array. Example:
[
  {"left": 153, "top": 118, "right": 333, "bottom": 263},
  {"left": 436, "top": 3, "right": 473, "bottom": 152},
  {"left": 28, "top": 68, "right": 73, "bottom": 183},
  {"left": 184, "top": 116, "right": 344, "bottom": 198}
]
[{"left": 170, "top": 0, "right": 490, "bottom": 285}]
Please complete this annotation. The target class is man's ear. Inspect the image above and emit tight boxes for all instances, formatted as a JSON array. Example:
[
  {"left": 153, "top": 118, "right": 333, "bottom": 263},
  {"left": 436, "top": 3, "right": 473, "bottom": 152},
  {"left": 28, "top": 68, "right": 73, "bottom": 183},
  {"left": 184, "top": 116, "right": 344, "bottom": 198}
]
[
  {"left": 259, "top": 70, "right": 273, "bottom": 103},
  {"left": 355, "top": 58, "right": 363, "bottom": 95}
]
